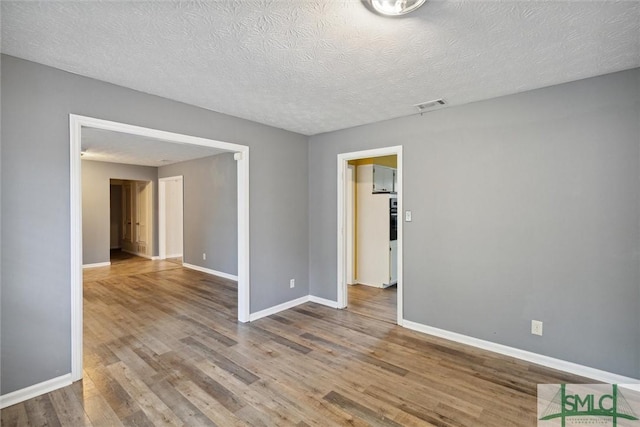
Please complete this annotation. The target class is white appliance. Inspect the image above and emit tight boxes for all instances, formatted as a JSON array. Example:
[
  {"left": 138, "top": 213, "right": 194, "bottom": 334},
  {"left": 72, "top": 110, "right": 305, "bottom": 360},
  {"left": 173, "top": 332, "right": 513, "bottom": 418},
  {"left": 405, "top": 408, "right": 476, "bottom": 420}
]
[{"left": 356, "top": 165, "right": 398, "bottom": 288}]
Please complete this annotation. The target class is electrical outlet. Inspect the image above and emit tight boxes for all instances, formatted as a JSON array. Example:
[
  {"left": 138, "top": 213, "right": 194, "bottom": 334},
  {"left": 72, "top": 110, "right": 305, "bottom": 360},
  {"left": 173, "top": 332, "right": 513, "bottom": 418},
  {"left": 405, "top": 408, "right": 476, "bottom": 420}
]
[
  {"left": 202, "top": 253, "right": 206, "bottom": 260},
  {"left": 290, "top": 279, "right": 295, "bottom": 288},
  {"left": 531, "top": 320, "right": 543, "bottom": 336},
  {"left": 405, "top": 210, "right": 412, "bottom": 222}
]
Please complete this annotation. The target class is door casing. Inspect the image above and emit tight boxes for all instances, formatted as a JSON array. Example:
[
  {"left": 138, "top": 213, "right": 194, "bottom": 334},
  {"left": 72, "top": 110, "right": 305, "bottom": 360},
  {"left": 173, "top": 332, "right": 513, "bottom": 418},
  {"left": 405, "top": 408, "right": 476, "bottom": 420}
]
[
  {"left": 159, "top": 176, "right": 184, "bottom": 260},
  {"left": 337, "top": 146, "right": 403, "bottom": 325}
]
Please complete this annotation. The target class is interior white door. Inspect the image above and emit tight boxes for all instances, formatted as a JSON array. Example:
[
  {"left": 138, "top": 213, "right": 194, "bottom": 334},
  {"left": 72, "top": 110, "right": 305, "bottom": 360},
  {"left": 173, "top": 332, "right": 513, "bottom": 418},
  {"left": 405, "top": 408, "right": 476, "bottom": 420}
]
[{"left": 135, "top": 181, "right": 151, "bottom": 256}]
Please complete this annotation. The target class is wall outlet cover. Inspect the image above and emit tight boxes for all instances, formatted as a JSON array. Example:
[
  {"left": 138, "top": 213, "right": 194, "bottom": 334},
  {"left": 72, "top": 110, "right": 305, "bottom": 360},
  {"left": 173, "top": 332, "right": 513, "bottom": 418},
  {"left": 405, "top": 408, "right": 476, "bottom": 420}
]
[{"left": 531, "top": 320, "right": 543, "bottom": 336}]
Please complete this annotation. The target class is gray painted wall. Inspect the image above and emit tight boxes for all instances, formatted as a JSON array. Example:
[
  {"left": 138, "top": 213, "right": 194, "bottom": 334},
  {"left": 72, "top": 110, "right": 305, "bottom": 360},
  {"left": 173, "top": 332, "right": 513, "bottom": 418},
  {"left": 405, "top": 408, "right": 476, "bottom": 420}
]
[
  {"left": 159, "top": 153, "right": 238, "bottom": 276},
  {"left": 309, "top": 68, "right": 640, "bottom": 378},
  {"left": 82, "top": 160, "right": 159, "bottom": 264},
  {"left": 0, "top": 55, "right": 309, "bottom": 394}
]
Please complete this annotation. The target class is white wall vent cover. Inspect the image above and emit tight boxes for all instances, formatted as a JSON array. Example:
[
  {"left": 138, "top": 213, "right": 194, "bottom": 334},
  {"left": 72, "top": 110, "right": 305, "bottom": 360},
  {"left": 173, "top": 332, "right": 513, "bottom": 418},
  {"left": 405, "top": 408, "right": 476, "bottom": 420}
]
[{"left": 415, "top": 99, "right": 446, "bottom": 112}]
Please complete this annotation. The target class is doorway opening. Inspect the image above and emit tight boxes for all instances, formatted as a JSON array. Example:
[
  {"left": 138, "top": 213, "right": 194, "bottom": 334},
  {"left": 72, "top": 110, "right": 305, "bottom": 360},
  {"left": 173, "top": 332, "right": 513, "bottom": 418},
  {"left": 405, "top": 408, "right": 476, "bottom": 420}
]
[
  {"left": 110, "top": 178, "right": 154, "bottom": 260},
  {"left": 70, "top": 114, "right": 250, "bottom": 382},
  {"left": 337, "top": 146, "right": 403, "bottom": 325}
]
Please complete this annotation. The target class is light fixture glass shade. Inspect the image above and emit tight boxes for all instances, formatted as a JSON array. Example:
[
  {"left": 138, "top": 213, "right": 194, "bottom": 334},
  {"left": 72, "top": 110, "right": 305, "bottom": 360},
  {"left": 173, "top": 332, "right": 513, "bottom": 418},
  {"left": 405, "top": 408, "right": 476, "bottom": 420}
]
[{"left": 365, "top": 0, "right": 427, "bottom": 16}]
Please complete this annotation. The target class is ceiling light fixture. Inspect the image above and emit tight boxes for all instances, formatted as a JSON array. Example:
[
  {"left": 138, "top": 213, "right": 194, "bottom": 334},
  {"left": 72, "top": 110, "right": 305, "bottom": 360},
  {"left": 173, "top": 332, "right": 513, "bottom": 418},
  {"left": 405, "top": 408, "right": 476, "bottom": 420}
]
[{"left": 362, "top": 0, "right": 427, "bottom": 16}]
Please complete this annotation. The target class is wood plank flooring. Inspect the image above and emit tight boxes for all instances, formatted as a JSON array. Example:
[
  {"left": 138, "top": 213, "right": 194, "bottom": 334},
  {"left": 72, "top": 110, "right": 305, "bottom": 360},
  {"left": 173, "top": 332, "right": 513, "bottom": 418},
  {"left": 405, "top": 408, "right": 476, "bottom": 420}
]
[
  {"left": 1, "top": 257, "right": 591, "bottom": 426},
  {"left": 347, "top": 284, "right": 396, "bottom": 324}
]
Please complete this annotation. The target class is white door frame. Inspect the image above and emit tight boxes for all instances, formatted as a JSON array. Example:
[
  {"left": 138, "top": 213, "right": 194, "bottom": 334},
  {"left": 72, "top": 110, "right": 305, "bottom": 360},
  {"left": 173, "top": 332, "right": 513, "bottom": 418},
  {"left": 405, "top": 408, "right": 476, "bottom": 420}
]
[
  {"left": 70, "top": 114, "right": 251, "bottom": 382},
  {"left": 345, "top": 164, "right": 355, "bottom": 285},
  {"left": 159, "top": 175, "right": 184, "bottom": 260},
  {"left": 337, "top": 146, "right": 403, "bottom": 325}
]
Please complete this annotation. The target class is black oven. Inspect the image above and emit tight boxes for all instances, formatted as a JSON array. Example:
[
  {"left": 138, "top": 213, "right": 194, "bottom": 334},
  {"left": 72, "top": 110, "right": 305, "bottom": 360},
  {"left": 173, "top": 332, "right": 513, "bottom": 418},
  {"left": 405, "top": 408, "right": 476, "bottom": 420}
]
[{"left": 390, "top": 198, "right": 398, "bottom": 241}]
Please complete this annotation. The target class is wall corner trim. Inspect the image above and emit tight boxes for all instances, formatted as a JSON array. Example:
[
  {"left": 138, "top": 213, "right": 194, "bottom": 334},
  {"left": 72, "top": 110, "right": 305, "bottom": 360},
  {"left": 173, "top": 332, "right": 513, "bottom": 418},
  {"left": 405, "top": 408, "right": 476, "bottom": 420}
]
[
  {"left": 182, "top": 263, "right": 238, "bottom": 281},
  {"left": 248, "top": 295, "right": 338, "bottom": 322},
  {"left": 0, "top": 374, "right": 73, "bottom": 409},
  {"left": 402, "top": 320, "right": 640, "bottom": 385},
  {"left": 309, "top": 296, "right": 339, "bottom": 308},
  {"left": 82, "top": 262, "right": 111, "bottom": 269}
]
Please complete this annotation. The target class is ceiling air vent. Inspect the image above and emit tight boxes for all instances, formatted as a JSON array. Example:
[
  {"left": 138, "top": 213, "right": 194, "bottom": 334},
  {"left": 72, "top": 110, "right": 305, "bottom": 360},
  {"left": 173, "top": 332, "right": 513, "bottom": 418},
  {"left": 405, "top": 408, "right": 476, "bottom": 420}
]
[{"left": 414, "top": 99, "right": 446, "bottom": 113}]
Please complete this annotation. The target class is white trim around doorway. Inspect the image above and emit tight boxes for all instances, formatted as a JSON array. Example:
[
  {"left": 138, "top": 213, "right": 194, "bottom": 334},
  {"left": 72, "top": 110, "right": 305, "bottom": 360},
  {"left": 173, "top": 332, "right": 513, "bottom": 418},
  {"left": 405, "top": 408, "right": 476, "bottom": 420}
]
[
  {"left": 337, "top": 146, "right": 403, "bottom": 325},
  {"left": 70, "top": 114, "right": 251, "bottom": 383},
  {"left": 159, "top": 175, "right": 184, "bottom": 261}
]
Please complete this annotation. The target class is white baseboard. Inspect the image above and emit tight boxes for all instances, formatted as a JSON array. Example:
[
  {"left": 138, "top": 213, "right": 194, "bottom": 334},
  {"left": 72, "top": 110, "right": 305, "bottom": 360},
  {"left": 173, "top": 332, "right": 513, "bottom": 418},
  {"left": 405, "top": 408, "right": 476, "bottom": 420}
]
[
  {"left": 249, "top": 296, "right": 309, "bottom": 322},
  {"left": 248, "top": 295, "right": 338, "bottom": 322},
  {"left": 82, "top": 261, "right": 111, "bottom": 269},
  {"left": 182, "top": 263, "right": 238, "bottom": 281},
  {"left": 309, "top": 295, "right": 339, "bottom": 308},
  {"left": 0, "top": 374, "right": 72, "bottom": 409},
  {"left": 165, "top": 253, "right": 182, "bottom": 259},
  {"left": 402, "top": 320, "right": 640, "bottom": 385}
]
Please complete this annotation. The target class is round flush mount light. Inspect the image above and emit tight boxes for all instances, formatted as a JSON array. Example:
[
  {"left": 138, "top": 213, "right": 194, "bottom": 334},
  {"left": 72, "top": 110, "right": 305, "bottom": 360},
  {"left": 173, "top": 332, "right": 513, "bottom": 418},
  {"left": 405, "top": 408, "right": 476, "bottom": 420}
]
[{"left": 362, "top": 0, "right": 427, "bottom": 16}]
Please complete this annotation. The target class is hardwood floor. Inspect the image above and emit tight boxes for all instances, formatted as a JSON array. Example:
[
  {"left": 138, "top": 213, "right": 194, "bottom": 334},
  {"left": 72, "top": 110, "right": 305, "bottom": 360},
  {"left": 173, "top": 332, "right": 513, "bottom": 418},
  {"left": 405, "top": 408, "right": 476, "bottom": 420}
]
[
  {"left": 110, "top": 248, "right": 139, "bottom": 263},
  {"left": 1, "top": 259, "right": 590, "bottom": 426},
  {"left": 347, "top": 284, "right": 396, "bottom": 324}
]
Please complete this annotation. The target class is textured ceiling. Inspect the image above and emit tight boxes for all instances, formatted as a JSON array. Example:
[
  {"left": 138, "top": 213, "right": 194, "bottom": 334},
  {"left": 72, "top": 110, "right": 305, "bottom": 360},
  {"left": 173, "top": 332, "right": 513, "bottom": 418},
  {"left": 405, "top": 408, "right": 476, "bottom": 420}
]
[
  {"left": 82, "top": 127, "right": 227, "bottom": 167},
  {"left": 2, "top": 0, "right": 639, "bottom": 136}
]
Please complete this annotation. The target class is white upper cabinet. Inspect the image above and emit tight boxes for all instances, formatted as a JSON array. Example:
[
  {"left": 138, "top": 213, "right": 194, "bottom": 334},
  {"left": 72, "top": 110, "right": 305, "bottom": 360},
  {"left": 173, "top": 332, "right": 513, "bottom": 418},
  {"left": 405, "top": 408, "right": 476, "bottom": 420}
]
[{"left": 372, "top": 165, "right": 396, "bottom": 193}]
